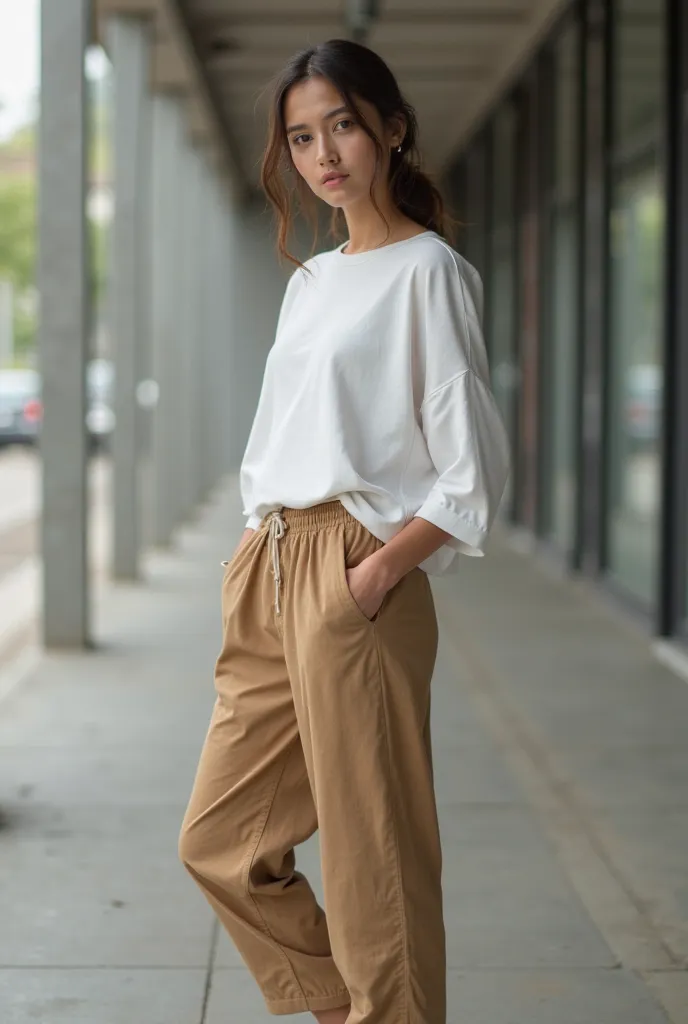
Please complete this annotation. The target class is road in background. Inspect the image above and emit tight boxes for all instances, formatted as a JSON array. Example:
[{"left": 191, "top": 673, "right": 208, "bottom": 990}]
[{"left": 0, "top": 446, "right": 40, "bottom": 536}]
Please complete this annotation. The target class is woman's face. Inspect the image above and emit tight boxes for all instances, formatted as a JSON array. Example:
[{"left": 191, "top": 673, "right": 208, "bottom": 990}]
[{"left": 284, "top": 75, "right": 401, "bottom": 209}]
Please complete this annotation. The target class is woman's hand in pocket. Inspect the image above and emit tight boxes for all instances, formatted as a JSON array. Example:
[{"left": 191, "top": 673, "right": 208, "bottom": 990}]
[{"left": 345, "top": 555, "right": 395, "bottom": 621}]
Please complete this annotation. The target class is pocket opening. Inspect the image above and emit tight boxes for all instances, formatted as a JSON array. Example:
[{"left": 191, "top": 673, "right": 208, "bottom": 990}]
[{"left": 336, "top": 527, "right": 383, "bottom": 627}]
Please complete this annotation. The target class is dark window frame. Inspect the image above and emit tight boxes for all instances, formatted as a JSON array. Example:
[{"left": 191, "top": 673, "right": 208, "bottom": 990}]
[{"left": 662, "top": 0, "right": 688, "bottom": 639}]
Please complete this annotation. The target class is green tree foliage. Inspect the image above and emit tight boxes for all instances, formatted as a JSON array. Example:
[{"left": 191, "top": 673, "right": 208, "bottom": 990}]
[
  {"left": 0, "top": 176, "right": 35, "bottom": 291},
  {"left": 0, "top": 67, "right": 111, "bottom": 363},
  {"left": 90, "top": 213, "right": 109, "bottom": 313},
  {"left": 0, "top": 177, "right": 36, "bottom": 361}
]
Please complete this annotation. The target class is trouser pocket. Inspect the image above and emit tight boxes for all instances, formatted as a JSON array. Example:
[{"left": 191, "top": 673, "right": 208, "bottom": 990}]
[{"left": 334, "top": 523, "right": 388, "bottom": 627}]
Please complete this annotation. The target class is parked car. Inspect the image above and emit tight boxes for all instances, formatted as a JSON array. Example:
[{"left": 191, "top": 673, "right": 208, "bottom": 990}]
[
  {"left": 0, "top": 368, "right": 42, "bottom": 446},
  {"left": 0, "top": 359, "right": 116, "bottom": 453}
]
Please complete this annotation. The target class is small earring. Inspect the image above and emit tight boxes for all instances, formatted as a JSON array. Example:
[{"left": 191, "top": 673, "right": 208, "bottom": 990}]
[{"left": 397, "top": 144, "right": 402, "bottom": 153}]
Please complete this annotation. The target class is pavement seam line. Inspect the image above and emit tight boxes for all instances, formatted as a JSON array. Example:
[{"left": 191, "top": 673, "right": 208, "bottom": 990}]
[{"left": 199, "top": 918, "right": 220, "bottom": 1024}]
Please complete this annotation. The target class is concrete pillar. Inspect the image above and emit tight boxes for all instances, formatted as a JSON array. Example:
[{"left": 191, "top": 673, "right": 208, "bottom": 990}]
[
  {"left": 168, "top": 102, "right": 189, "bottom": 532},
  {"left": 149, "top": 95, "right": 182, "bottom": 547},
  {"left": 193, "top": 157, "right": 208, "bottom": 502},
  {"left": 200, "top": 167, "right": 221, "bottom": 498},
  {"left": 193, "top": 161, "right": 239, "bottom": 499},
  {"left": 199, "top": 157, "right": 217, "bottom": 500},
  {"left": 38, "top": 0, "right": 91, "bottom": 648},
  {"left": 219, "top": 186, "right": 233, "bottom": 477},
  {"left": 109, "top": 15, "right": 150, "bottom": 579},
  {"left": 212, "top": 176, "right": 230, "bottom": 483},
  {"left": 185, "top": 147, "right": 205, "bottom": 513},
  {"left": 138, "top": 126, "right": 155, "bottom": 551},
  {"left": 225, "top": 199, "right": 292, "bottom": 473},
  {"left": 209, "top": 178, "right": 224, "bottom": 485},
  {"left": 178, "top": 139, "right": 201, "bottom": 522}
]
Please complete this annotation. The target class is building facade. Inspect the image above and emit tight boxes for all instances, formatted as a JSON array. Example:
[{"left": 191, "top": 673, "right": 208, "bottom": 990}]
[{"left": 444, "top": 0, "right": 688, "bottom": 646}]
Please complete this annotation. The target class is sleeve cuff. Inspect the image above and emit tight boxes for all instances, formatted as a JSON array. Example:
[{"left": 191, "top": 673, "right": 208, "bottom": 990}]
[
  {"left": 413, "top": 496, "right": 487, "bottom": 557},
  {"left": 245, "top": 515, "right": 262, "bottom": 530}
]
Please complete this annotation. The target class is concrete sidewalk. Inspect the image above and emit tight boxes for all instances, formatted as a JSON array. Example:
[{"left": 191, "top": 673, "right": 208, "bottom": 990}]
[{"left": 1, "top": 477, "right": 686, "bottom": 1023}]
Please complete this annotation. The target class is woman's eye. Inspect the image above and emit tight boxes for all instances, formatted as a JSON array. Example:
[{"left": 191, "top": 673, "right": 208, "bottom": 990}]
[
  {"left": 292, "top": 133, "right": 311, "bottom": 146},
  {"left": 335, "top": 119, "right": 354, "bottom": 130}
]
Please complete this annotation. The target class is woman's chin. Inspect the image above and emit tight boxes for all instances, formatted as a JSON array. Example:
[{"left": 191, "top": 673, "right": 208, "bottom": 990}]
[
  {"left": 317, "top": 187, "right": 343, "bottom": 204},
  {"left": 317, "top": 184, "right": 360, "bottom": 210}
]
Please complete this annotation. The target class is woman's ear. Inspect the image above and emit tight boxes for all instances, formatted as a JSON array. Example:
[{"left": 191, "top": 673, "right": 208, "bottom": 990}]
[{"left": 389, "top": 114, "right": 407, "bottom": 150}]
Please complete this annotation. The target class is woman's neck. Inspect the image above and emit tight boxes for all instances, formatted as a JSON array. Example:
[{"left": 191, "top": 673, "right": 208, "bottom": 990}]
[{"left": 341, "top": 207, "right": 424, "bottom": 255}]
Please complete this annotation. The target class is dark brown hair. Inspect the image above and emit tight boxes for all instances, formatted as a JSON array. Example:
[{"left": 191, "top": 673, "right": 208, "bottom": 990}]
[{"left": 260, "top": 38, "right": 458, "bottom": 270}]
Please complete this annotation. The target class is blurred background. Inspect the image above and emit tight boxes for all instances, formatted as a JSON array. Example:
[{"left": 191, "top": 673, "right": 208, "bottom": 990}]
[
  {"left": 0, "top": 0, "right": 684, "bottom": 651},
  {"left": 1, "top": 3, "right": 687, "bottom": 1023}
]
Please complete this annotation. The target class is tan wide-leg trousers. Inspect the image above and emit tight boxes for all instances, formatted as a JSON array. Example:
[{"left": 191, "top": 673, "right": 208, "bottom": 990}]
[{"left": 179, "top": 500, "right": 445, "bottom": 1022}]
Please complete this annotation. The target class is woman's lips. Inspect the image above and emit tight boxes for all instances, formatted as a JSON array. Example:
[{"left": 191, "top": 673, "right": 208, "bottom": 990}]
[{"left": 322, "top": 174, "right": 349, "bottom": 189}]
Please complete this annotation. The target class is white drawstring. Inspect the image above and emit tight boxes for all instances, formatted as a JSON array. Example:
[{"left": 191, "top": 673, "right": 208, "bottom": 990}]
[{"left": 266, "top": 510, "right": 287, "bottom": 615}]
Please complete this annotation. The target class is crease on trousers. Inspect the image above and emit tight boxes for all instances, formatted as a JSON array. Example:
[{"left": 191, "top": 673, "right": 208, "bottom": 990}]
[{"left": 178, "top": 500, "right": 445, "bottom": 1023}]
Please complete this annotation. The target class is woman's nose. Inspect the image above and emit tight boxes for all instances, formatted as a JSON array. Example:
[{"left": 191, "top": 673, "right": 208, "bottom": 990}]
[{"left": 315, "top": 134, "right": 338, "bottom": 165}]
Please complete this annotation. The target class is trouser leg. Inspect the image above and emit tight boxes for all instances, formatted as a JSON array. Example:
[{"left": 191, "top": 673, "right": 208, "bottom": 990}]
[
  {"left": 281, "top": 505, "right": 445, "bottom": 1024},
  {"left": 178, "top": 527, "right": 349, "bottom": 1015}
]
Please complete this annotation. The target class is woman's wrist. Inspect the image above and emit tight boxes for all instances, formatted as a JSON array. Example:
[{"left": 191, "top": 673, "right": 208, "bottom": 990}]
[
  {"left": 367, "top": 548, "right": 405, "bottom": 591},
  {"left": 367, "top": 517, "right": 451, "bottom": 590}
]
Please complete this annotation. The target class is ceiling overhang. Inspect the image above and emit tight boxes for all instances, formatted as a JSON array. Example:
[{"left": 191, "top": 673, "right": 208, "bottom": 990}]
[{"left": 94, "top": 0, "right": 569, "bottom": 198}]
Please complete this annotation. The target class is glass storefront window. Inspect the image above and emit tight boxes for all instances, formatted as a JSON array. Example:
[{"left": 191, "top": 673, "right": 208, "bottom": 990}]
[
  {"left": 605, "top": 0, "right": 666, "bottom": 604},
  {"left": 541, "top": 21, "right": 580, "bottom": 555}
]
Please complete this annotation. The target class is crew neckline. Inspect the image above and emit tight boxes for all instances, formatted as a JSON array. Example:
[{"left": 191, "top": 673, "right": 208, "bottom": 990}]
[{"left": 334, "top": 229, "right": 437, "bottom": 264}]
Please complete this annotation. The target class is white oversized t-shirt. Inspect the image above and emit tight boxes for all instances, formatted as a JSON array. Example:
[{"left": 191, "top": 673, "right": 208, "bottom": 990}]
[{"left": 239, "top": 229, "right": 511, "bottom": 576}]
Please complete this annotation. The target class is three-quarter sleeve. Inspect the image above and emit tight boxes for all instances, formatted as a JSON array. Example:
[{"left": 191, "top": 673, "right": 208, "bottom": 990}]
[{"left": 413, "top": 253, "right": 511, "bottom": 557}]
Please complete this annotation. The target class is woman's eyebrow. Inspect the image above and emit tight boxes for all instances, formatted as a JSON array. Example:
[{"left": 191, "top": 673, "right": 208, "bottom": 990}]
[{"left": 286, "top": 106, "right": 350, "bottom": 134}]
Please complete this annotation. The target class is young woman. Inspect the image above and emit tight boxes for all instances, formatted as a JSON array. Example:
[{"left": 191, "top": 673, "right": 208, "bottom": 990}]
[{"left": 179, "top": 38, "right": 510, "bottom": 1024}]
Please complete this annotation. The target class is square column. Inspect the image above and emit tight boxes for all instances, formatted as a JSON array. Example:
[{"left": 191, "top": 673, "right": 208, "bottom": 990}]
[
  {"left": 109, "top": 15, "right": 151, "bottom": 579},
  {"left": 38, "top": 0, "right": 91, "bottom": 647},
  {"left": 149, "top": 95, "right": 183, "bottom": 546}
]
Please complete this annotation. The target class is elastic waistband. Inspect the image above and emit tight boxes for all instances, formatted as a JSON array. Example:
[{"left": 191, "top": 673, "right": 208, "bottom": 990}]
[{"left": 263, "top": 500, "right": 356, "bottom": 533}]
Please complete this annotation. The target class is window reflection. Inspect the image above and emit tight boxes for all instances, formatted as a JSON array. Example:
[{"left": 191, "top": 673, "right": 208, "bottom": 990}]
[
  {"left": 542, "top": 21, "right": 580, "bottom": 554},
  {"left": 605, "top": 0, "right": 665, "bottom": 603}
]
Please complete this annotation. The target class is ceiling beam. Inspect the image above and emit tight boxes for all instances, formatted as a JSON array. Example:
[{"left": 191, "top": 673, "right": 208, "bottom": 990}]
[
  {"left": 173, "top": 0, "right": 252, "bottom": 199},
  {"left": 439, "top": 0, "right": 569, "bottom": 173},
  {"left": 195, "top": 8, "right": 529, "bottom": 29}
]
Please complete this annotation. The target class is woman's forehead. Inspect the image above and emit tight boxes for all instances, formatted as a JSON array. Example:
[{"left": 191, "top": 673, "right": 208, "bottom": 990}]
[{"left": 285, "top": 78, "right": 345, "bottom": 118}]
